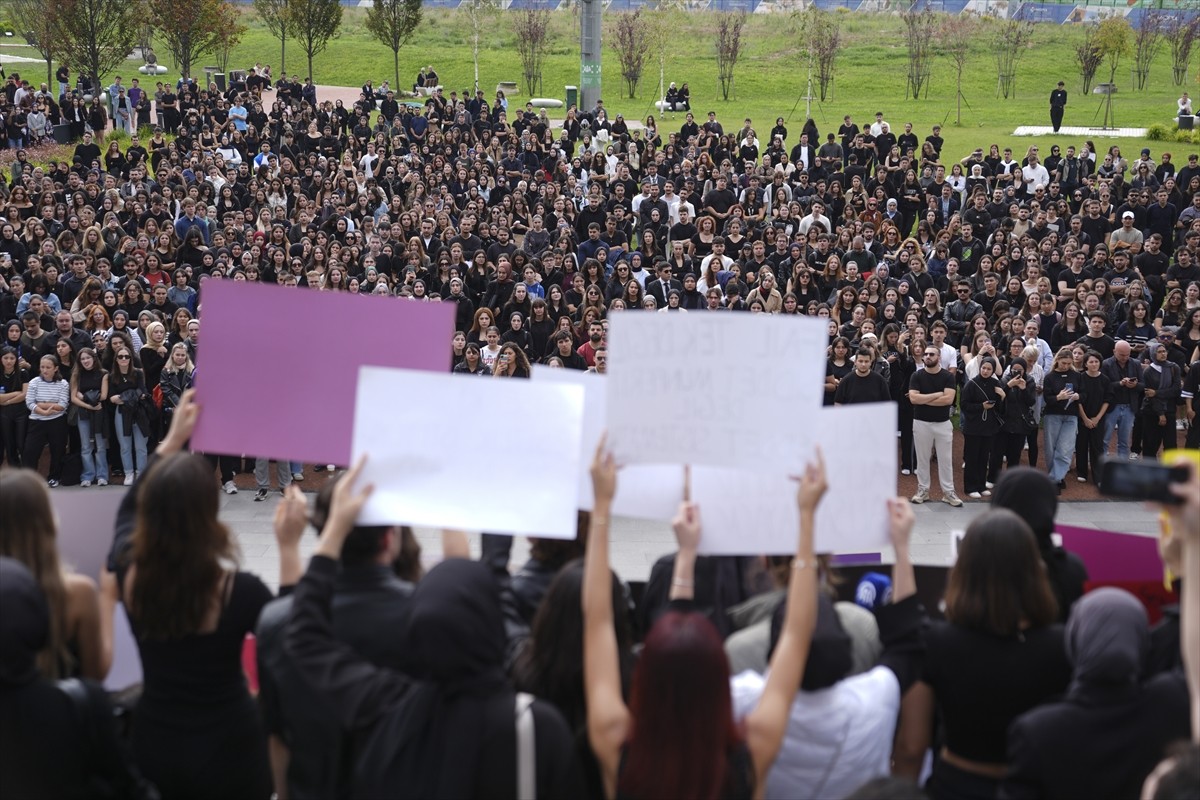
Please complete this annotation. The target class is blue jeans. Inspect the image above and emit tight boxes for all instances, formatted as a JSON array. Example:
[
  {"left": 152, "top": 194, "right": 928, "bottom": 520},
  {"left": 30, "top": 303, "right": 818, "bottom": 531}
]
[
  {"left": 115, "top": 407, "right": 148, "bottom": 474},
  {"left": 78, "top": 415, "right": 108, "bottom": 482},
  {"left": 1043, "top": 413, "right": 1078, "bottom": 483},
  {"left": 1104, "top": 403, "right": 1135, "bottom": 459}
]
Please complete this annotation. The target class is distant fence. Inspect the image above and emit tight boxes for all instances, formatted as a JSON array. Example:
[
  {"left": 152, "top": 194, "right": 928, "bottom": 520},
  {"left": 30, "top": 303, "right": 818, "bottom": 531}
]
[{"left": 228, "top": 0, "right": 1199, "bottom": 22}]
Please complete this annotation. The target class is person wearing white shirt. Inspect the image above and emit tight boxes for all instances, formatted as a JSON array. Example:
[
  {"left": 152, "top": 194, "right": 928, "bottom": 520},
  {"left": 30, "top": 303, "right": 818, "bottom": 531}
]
[
  {"left": 731, "top": 499, "right": 924, "bottom": 800},
  {"left": 1022, "top": 153, "right": 1050, "bottom": 198},
  {"left": 216, "top": 137, "right": 242, "bottom": 167},
  {"left": 798, "top": 202, "right": 832, "bottom": 237},
  {"left": 1178, "top": 92, "right": 1193, "bottom": 119},
  {"left": 869, "top": 111, "right": 888, "bottom": 137}
]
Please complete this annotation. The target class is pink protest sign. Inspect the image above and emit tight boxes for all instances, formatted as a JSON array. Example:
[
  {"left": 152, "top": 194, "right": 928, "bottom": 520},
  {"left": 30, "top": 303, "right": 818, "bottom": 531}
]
[
  {"left": 1056, "top": 523, "right": 1164, "bottom": 583},
  {"left": 192, "top": 281, "right": 453, "bottom": 466}
]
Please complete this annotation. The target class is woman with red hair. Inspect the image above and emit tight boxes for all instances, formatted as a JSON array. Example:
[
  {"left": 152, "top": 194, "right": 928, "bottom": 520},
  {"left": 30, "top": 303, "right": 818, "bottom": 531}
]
[{"left": 584, "top": 440, "right": 823, "bottom": 800}]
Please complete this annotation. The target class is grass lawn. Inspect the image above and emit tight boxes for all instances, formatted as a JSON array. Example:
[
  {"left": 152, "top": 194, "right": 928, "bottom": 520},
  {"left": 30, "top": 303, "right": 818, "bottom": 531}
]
[{"left": 2, "top": 8, "right": 1194, "bottom": 160}]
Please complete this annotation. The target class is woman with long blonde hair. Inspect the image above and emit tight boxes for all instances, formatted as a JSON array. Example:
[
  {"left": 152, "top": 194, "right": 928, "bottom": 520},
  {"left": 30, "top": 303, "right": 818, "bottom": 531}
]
[{"left": 0, "top": 470, "right": 110, "bottom": 680}]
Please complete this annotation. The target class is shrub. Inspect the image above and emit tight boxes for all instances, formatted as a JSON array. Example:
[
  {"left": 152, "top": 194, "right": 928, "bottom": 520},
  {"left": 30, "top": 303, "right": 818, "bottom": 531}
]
[
  {"left": 1145, "top": 123, "right": 1172, "bottom": 141},
  {"left": 1175, "top": 129, "right": 1194, "bottom": 143}
]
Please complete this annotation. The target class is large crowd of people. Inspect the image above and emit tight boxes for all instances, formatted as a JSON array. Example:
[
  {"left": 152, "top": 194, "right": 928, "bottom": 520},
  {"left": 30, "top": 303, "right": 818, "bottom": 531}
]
[
  {"left": 0, "top": 60, "right": 1199, "bottom": 799},
  {"left": 0, "top": 70, "right": 1197, "bottom": 498}
]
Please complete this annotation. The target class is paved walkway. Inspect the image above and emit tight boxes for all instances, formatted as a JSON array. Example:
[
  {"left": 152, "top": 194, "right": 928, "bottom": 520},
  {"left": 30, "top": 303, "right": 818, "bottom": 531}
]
[
  {"left": 220, "top": 489, "right": 1160, "bottom": 592},
  {"left": 1013, "top": 125, "right": 1149, "bottom": 137}
]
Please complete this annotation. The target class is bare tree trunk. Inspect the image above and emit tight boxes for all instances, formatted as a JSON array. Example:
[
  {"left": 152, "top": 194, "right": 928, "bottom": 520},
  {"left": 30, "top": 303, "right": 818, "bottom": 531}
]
[{"left": 473, "top": 27, "right": 480, "bottom": 93}]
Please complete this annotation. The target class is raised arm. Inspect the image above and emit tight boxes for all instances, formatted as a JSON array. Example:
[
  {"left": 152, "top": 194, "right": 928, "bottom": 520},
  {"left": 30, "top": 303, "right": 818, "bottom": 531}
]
[
  {"left": 669, "top": 469, "right": 700, "bottom": 602},
  {"left": 745, "top": 449, "right": 825, "bottom": 786},
  {"left": 1163, "top": 458, "right": 1200, "bottom": 741},
  {"left": 583, "top": 436, "right": 630, "bottom": 795},
  {"left": 273, "top": 486, "right": 308, "bottom": 589},
  {"left": 285, "top": 458, "right": 410, "bottom": 732}
]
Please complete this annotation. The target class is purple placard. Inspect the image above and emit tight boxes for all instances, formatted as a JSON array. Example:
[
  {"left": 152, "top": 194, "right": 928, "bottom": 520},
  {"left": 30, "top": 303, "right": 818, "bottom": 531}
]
[
  {"left": 192, "top": 281, "right": 453, "bottom": 466},
  {"left": 831, "top": 552, "right": 883, "bottom": 566},
  {"left": 1056, "top": 523, "right": 1163, "bottom": 583}
]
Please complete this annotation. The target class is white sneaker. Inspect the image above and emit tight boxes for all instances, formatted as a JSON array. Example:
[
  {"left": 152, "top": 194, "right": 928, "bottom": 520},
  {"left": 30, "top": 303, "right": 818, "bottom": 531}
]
[
  {"left": 901, "top": 468, "right": 912, "bottom": 476},
  {"left": 326, "top": 464, "right": 336, "bottom": 472},
  {"left": 80, "top": 480, "right": 92, "bottom": 487},
  {"left": 97, "top": 478, "right": 108, "bottom": 487},
  {"left": 292, "top": 472, "right": 304, "bottom": 482},
  {"left": 968, "top": 491, "right": 982, "bottom": 499},
  {"left": 985, "top": 481, "right": 995, "bottom": 489},
  {"left": 943, "top": 493, "right": 964, "bottom": 508},
  {"left": 223, "top": 480, "right": 238, "bottom": 495},
  {"left": 1129, "top": 453, "right": 1140, "bottom": 461},
  {"left": 911, "top": 490, "right": 929, "bottom": 504},
  {"left": 124, "top": 473, "right": 135, "bottom": 486},
  {"left": 982, "top": 489, "right": 992, "bottom": 497},
  {"left": 1077, "top": 476, "right": 1087, "bottom": 483}
]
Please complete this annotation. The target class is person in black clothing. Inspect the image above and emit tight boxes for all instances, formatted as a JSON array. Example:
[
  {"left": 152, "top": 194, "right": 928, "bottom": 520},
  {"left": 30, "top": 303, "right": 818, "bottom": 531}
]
[
  {"left": 285, "top": 461, "right": 583, "bottom": 798},
  {"left": 549, "top": 331, "right": 587, "bottom": 370},
  {"left": 1003, "top": 587, "right": 1190, "bottom": 800},
  {"left": 1141, "top": 340, "right": 1182, "bottom": 459},
  {"left": 960, "top": 356, "right": 1005, "bottom": 498},
  {"left": 834, "top": 347, "right": 891, "bottom": 405},
  {"left": 1049, "top": 81, "right": 1067, "bottom": 133},
  {"left": 1074, "top": 350, "right": 1108, "bottom": 485},
  {"left": 0, "top": 558, "right": 154, "bottom": 800},
  {"left": 990, "top": 467, "right": 1089, "bottom": 622},
  {"left": 256, "top": 476, "right": 428, "bottom": 800}
]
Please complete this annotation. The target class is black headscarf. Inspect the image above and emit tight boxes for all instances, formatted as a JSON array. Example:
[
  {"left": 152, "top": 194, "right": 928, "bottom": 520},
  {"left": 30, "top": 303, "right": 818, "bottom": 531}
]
[
  {"left": 355, "top": 557, "right": 510, "bottom": 797},
  {"left": 991, "top": 467, "right": 1089, "bottom": 621},
  {"left": 1065, "top": 587, "right": 1147, "bottom": 692},
  {"left": 991, "top": 467, "right": 1057, "bottom": 547},
  {"left": 0, "top": 557, "right": 49, "bottom": 687}
]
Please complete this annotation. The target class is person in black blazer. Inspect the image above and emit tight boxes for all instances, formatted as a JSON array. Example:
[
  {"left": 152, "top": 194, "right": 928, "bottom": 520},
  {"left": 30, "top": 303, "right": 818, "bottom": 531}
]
[{"left": 647, "top": 262, "right": 681, "bottom": 308}]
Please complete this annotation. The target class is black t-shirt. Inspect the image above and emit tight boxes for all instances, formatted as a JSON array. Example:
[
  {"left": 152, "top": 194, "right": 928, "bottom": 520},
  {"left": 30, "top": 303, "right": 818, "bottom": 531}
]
[
  {"left": 909, "top": 368, "right": 955, "bottom": 422},
  {"left": 1075, "top": 333, "right": 1115, "bottom": 360},
  {"left": 1135, "top": 250, "right": 1169, "bottom": 281},
  {"left": 834, "top": 370, "right": 891, "bottom": 405}
]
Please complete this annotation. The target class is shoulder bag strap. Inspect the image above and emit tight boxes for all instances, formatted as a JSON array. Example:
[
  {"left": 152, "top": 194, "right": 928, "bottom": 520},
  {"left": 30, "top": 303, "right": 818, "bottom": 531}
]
[{"left": 515, "top": 691, "right": 536, "bottom": 800}]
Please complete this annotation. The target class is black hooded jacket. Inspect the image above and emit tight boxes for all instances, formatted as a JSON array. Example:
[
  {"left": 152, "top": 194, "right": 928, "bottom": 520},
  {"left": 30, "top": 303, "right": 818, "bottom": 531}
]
[
  {"left": 287, "top": 555, "right": 583, "bottom": 797},
  {"left": 990, "top": 468, "right": 1089, "bottom": 622}
]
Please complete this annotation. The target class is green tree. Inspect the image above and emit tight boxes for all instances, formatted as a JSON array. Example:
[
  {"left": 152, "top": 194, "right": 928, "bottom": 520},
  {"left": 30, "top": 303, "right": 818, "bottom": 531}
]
[
  {"left": 149, "top": 0, "right": 229, "bottom": 80},
  {"left": 364, "top": 0, "right": 423, "bottom": 91},
  {"left": 287, "top": 0, "right": 342, "bottom": 81},
  {"left": 461, "top": 0, "right": 500, "bottom": 93},
  {"left": 11, "top": 0, "right": 58, "bottom": 86},
  {"left": 254, "top": 0, "right": 293, "bottom": 75},
  {"left": 48, "top": 0, "right": 141, "bottom": 93},
  {"left": 214, "top": 3, "right": 248, "bottom": 76},
  {"left": 1094, "top": 15, "right": 1131, "bottom": 128}
]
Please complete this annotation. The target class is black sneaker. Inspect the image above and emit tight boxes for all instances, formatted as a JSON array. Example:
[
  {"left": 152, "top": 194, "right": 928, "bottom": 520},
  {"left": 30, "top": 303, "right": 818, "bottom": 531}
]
[{"left": 254, "top": 488, "right": 269, "bottom": 502}]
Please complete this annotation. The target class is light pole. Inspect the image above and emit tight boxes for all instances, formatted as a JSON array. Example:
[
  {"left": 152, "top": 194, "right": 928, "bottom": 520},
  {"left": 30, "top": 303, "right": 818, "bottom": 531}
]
[{"left": 580, "top": 0, "right": 602, "bottom": 112}]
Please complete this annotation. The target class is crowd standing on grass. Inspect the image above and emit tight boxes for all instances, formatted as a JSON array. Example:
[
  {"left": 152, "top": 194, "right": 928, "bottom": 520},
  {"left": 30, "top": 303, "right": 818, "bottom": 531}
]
[{"left": 0, "top": 69, "right": 1198, "bottom": 499}]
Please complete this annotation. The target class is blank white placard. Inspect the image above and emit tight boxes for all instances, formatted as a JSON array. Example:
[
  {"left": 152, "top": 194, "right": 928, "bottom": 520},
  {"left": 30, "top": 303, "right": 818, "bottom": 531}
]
[
  {"left": 687, "top": 403, "right": 898, "bottom": 555},
  {"left": 351, "top": 366, "right": 584, "bottom": 538},
  {"left": 532, "top": 366, "right": 685, "bottom": 518},
  {"left": 605, "top": 313, "right": 827, "bottom": 471}
]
